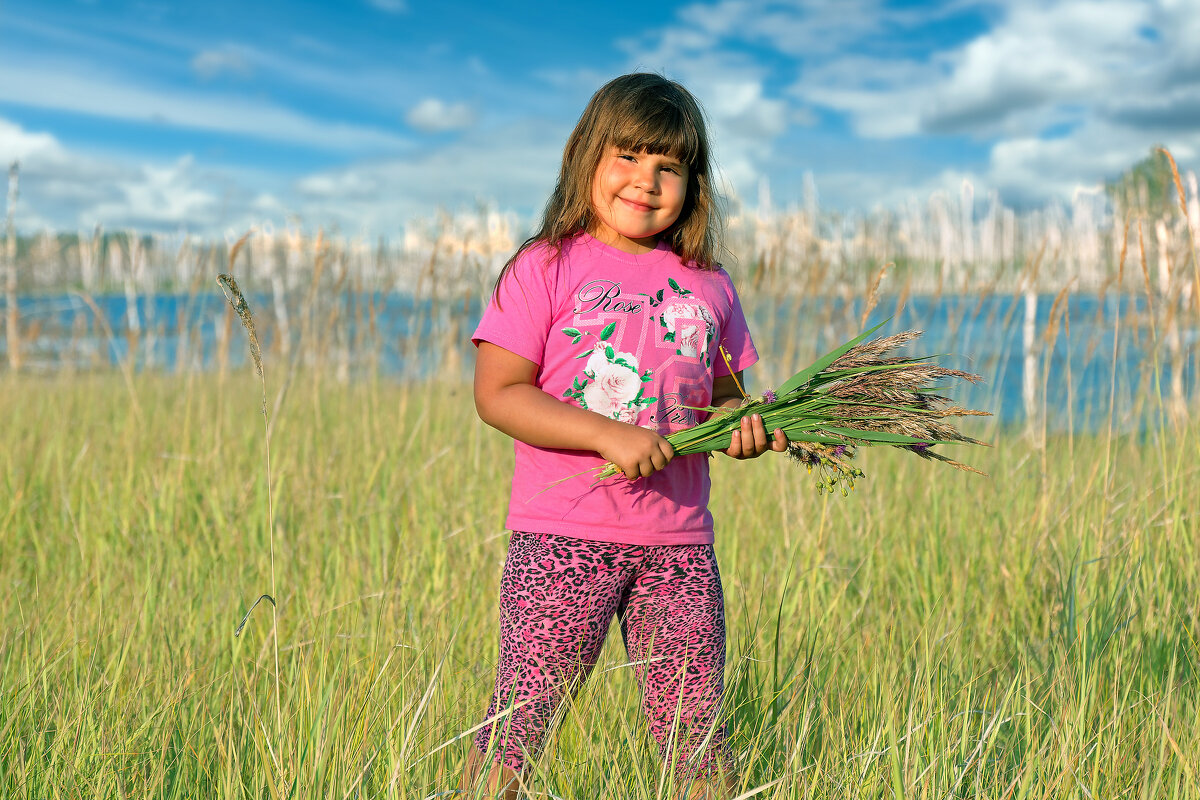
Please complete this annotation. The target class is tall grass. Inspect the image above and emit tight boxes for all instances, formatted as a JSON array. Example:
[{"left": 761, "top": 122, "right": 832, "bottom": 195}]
[
  {"left": 1, "top": 373, "right": 1196, "bottom": 798},
  {"left": 2, "top": 157, "right": 1198, "bottom": 797}
]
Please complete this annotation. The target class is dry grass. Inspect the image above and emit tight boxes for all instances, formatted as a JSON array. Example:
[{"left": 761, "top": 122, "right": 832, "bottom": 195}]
[
  {"left": 1, "top": 152, "right": 1198, "bottom": 799},
  {"left": 0, "top": 373, "right": 1196, "bottom": 798}
]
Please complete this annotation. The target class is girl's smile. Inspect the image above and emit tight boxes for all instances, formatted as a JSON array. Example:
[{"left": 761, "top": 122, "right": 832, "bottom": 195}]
[
  {"left": 619, "top": 197, "right": 655, "bottom": 212},
  {"left": 590, "top": 147, "right": 689, "bottom": 254}
]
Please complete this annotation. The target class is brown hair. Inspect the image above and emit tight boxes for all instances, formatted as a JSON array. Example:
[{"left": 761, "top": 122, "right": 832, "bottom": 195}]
[{"left": 494, "top": 73, "right": 722, "bottom": 296}]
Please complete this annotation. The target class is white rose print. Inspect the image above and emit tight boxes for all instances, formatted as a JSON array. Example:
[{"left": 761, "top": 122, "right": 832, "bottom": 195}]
[
  {"left": 659, "top": 291, "right": 715, "bottom": 364},
  {"left": 582, "top": 350, "right": 642, "bottom": 416},
  {"left": 560, "top": 321, "right": 656, "bottom": 420},
  {"left": 614, "top": 406, "right": 641, "bottom": 425},
  {"left": 675, "top": 324, "right": 704, "bottom": 357}
]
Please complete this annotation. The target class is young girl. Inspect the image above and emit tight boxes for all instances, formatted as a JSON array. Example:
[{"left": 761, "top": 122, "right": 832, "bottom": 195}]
[{"left": 465, "top": 73, "right": 786, "bottom": 799}]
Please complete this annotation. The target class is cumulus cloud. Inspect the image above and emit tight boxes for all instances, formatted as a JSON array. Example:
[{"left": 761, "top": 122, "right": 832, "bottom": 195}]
[
  {"left": 404, "top": 98, "right": 477, "bottom": 133},
  {"left": 0, "top": 112, "right": 559, "bottom": 236},
  {"left": 682, "top": 0, "right": 1200, "bottom": 206},
  {"left": 914, "top": 2, "right": 1150, "bottom": 136},
  {"left": 984, "top": 120, "right": 1194, "bottom": 206},
  {"left": 1109, "top": 91, "right": 1200, "bottom": 132},
  {"left": 89, "top": 156, "right": 221, "bottom": 228},
  {"left": 0, "top": 117, "right": 62, "bottom": 162},
  {"left": 696, "top": 71, "right": 789, "bottom": 193},
  {"left": 786, "top": 1, "right": 1190, "bottom": 145},
  {"left": 0, "top": 116, "right": 282, "bottom": 232},
  {"left": 0, "top": 118, "right": 117, "bottom": 229}
]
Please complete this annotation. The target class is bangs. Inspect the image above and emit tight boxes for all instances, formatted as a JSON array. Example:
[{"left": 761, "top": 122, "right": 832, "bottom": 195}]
[{"left": 609, "top": 101, "right": 704, "bottom": 167}]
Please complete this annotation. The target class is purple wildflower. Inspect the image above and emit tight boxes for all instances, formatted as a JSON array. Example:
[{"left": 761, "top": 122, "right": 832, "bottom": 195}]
[{"left": 762, "top": 389, "right": 777, "bottom": 403}]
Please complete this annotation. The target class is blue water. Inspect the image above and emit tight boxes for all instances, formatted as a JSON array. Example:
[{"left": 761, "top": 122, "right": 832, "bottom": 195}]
[
  {"left": 861, "top": 293, "right": 1192, "bottom": 431},
  {"left": 5, "top": 291, "right": 481, "bottom": 380},
  {"left": 3, "top": 291, "right": 1195, "bottom": 430}
]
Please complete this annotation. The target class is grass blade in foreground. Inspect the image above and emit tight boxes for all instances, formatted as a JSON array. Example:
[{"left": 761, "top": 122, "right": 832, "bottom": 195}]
[{"left": 597, "top": 325, "right": 990, "bottom": 494}]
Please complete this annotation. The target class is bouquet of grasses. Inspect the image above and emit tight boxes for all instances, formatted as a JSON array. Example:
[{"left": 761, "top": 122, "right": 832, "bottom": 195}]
[{"left": 596, "top": 320, "right": 989, "bottom": 493}]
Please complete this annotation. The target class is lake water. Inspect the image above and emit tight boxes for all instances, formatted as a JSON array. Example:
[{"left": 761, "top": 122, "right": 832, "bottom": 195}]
[{"left": 3, "top": 291, "right": 1196, "bottom": 431}]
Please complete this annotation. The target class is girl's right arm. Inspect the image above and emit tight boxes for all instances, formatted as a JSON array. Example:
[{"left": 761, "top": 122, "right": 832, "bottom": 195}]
[{"left": 474, "top": 341, "right": 674, "bottom": 480}]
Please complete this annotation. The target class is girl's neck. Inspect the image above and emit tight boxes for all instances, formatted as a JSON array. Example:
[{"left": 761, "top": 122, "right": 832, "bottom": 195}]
[{"left": 586, "top": 224, "right": 663, "bottom": 255}]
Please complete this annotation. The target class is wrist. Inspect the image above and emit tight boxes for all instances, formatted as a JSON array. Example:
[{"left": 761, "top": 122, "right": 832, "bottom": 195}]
[{"left": 592, "top": 414, "right": 634, "bottom": 449}]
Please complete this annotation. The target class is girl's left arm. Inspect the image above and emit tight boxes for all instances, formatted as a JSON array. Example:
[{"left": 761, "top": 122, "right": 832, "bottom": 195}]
[{"left": 711, "top": 372, "right": 788, "bottom": 459}]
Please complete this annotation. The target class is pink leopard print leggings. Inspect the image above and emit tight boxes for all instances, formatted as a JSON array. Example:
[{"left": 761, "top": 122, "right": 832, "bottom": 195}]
[{"left": 474, "top": 531, "right": 731, "bottom": 777}]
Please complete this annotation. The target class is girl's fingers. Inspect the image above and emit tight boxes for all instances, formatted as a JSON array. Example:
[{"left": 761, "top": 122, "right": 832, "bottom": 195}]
[
  {"left": 621, "top": 442, "right": 675, "bottom": 479},
  {"left": 749, "top": 414, "right": 769, "bottom": 452},
  {"left": 726, "top": 417, "right": 785, "bottom": 459},
  {"left": 729, "top": 427, "right": 757, "bottom": 458},
  {"left": 737, "top": 414, "right": 765, "bottom": 456}
]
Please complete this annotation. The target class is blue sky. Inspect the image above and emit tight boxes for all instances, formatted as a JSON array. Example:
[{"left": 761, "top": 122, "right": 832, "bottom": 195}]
[{"left": 1, "top": 0, "right": 1196, "bottom": 237}]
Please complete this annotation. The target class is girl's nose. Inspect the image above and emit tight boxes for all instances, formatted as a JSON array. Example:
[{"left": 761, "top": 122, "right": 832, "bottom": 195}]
[{"left": 634, "top": 167, "right": 658, "bottom": 193}]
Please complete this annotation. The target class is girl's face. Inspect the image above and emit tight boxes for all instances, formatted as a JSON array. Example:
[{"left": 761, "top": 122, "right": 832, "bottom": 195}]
[{"left": 589, "top": 146, "right": 689, "bottom": 254}]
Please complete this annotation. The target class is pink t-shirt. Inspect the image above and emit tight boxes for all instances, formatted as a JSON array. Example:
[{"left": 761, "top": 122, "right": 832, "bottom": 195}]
[{"left": 472, "top": 233, "right": 758, "bottom": 545}]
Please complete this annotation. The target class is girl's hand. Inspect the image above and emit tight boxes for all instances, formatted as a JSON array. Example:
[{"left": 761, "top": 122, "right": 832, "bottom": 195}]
[
  {"left": 723, "top": 413, "right": 787, "bottom": 460},
  {"left": 475, "top": 342, "right": 673, "bottom": 478},
  {"left": 597, "top": 423, "right": 675, "bottom": 479}
]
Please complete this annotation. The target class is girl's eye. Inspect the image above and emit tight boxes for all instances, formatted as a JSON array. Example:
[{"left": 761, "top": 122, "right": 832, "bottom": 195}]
[{"left": 618, "top": 154, "right": 637, "bottom": 162}]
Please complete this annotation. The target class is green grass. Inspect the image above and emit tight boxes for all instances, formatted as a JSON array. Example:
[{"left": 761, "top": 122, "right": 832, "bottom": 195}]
[{"left": 1, "top": 372, "right": 1197, "bottom": 799}]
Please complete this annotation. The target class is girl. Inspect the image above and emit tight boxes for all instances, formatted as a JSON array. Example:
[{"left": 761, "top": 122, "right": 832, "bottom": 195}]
[{"left": 465, "top": 73, "right": 786, "bottom": 800}]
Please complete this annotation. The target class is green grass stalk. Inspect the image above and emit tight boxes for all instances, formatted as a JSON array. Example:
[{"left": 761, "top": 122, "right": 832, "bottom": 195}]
[{"left": 217, "top": 233, "right": 282, "bottom": 744}]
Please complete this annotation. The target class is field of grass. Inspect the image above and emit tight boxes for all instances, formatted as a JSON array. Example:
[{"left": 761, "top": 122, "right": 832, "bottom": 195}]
[{"left": 1, "top": 370, "right": 1197, "bottom": 799}]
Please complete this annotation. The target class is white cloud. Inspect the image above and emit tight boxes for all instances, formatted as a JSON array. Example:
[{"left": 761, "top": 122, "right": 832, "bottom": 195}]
[
  {"left": 695, "top": 71, "right": 789, "bottom": 192},
  {"left": 916, "top": 1, "right": 1150, "bottom": 136},
  {"left": 984, "top": 120, "right": 1196, "bottom": 205},
  {"left": 191, "top": 47, "right": 253, "bottom": 80},
  {"left": 0, "top": 113, "right": 559, "bottom": 237},
  {"left": 89, "top": 155, "right": 221, "bottom": 227},
  {"left": 690, "top": 0, "right": 1200, "bottom": 205},
  {"left": 0, "top": 59, "right": 409, "bottom": 152},
  {"left": 291, "top": 120, "right": 565, "bottom": 234},
  {"left": 787, "top": 0, "right": 1180, "bottom": 143},
  {"left": 695, "top": 0, "right": 889, "bottom": 56},
  {"left": 405, "top": 98, "right": 477, "bottom": 133},
  {"left": 0, "top": 116, "right": 295, "bottom": 233},
  {"left": 0, "top": 118, "right": 62, "bottom": 163}
]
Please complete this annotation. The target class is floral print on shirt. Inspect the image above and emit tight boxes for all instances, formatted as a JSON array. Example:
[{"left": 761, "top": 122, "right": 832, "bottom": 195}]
[
  {"left": 561, "top": 278, "right": 719, "bottom": 424},
  {"left": 560, "top": 321, "right": 655, "bottom": 422},
  {"left": 649, "top": 279, "right": 716, "bottom": 367}
]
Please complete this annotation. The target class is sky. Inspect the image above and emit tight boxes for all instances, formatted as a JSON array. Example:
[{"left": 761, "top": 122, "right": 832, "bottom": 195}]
[{"left": 1, "top": 0, "right": 1198, "bottom": 238}]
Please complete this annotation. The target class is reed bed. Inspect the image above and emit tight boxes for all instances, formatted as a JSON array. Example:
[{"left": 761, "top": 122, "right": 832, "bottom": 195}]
[
  {"left": 3, "top": 177, "right": 1198, "bottom": 438},
  {"left": 1, "top": 372, "right": 1196, "bottom": 798},
  {"left": 3, "top": 167, "right": 1197, "bottom": 297}
]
